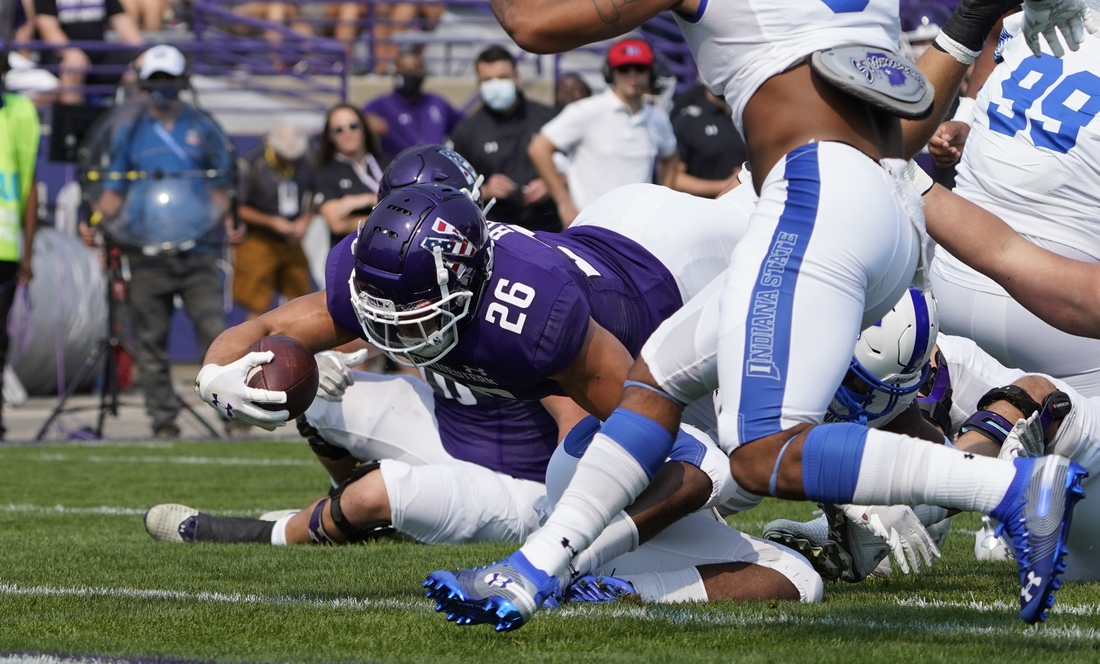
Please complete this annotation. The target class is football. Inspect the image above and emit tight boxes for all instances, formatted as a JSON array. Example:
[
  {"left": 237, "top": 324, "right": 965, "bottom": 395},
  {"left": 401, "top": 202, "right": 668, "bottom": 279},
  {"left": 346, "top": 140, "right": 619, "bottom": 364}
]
[{"left": 245, "top": 335, "right": 319, "bottom": 419}]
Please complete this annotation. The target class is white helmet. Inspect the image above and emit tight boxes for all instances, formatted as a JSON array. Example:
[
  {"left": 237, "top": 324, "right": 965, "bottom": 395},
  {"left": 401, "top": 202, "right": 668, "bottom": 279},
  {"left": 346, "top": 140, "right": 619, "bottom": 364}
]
[{"left": 827, "top": 287, "right": 939, "bottom": 428}]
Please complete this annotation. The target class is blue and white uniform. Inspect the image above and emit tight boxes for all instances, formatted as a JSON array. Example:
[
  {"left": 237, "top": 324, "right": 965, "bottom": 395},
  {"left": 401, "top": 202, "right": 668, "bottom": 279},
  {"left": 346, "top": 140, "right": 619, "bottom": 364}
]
[{"left": 931, "top": 19, "right": 1100, "bottom": 396}]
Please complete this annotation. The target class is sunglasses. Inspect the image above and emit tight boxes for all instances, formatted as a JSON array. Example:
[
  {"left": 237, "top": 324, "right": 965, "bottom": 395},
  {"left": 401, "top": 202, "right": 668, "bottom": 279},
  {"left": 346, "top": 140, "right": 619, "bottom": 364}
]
[
  {"left": 331, "top": 122, "right": 361, "bottom": 135},
  {"left": 614, "top": 64, "right": 650, "bottom": 75}
]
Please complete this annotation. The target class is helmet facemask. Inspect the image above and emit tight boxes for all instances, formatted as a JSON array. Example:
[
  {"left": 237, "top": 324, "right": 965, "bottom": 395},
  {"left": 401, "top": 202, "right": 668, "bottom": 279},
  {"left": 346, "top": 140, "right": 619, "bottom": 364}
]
[
  {"left": 827, "top": 361, "right": 930, "bottom": 426},
  {"left": 350, "top": 247, "right": 477, "bottom": 367}
]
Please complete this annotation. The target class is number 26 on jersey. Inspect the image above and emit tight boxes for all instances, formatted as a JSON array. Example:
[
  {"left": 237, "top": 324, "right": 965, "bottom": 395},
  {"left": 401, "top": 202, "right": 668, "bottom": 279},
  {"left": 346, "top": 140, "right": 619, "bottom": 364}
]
[{"left": 485, "top": 279, "right": 535, "bottom": 334}]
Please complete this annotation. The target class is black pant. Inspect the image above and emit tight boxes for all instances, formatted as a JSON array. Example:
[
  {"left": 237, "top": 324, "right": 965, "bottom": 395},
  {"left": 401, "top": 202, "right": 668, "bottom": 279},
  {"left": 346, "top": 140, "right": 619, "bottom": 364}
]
[
  {"left": 0, "top": 261, "right": 20, "bottom": 438},
  {"left": 125, "top": 251, "right": 224, "bottom": 430}
]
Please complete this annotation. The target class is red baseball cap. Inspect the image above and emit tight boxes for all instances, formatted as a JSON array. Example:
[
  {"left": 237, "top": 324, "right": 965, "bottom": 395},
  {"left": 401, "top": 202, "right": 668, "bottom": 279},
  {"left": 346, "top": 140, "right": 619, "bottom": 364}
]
[{"left": 607, "top": 39, "right": 654, "bottom": 69}]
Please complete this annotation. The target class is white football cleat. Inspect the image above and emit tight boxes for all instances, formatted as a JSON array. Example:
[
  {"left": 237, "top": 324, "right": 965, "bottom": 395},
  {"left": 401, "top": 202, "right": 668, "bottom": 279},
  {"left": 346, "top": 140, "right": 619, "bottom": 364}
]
[
  {"left": 144, "top": 503, "right": 199, "bottom": 543},
  {"left": 975, "top": 516, "right": 1015, "bottom": 562}
]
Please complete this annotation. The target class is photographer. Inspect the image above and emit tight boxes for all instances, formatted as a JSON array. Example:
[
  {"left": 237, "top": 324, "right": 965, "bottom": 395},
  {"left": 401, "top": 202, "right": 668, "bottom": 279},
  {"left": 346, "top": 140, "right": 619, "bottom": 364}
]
[{"left": 80, "top": 45, "right": 239, "bottom": 438}]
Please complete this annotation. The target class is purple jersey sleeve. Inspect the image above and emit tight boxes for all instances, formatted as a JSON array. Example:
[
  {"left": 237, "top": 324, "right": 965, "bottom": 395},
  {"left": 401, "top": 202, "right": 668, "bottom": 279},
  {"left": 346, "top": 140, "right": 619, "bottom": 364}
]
[
  {"left": 326, "top": 234, "right": 362, "bottom": 336},
  {"left": 435, "top": 223, "right": 682, "bottom": 401}
]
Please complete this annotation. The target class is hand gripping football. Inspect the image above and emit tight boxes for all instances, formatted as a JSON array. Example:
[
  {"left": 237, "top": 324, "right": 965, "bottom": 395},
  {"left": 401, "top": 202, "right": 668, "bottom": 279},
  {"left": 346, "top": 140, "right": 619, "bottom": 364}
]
[{"left": 245, "top": 336, "right": 320, "bottom": 419}]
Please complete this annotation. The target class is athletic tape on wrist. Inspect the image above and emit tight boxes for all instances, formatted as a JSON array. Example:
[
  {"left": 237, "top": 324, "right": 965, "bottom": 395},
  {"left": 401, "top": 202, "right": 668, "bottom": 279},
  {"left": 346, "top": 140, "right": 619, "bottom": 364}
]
[
  {"left": 934, "top": 33, "right": 980, "bottom": 65},
  {"left": 951, "top": 96, "right": 977, "bottom": 126}
]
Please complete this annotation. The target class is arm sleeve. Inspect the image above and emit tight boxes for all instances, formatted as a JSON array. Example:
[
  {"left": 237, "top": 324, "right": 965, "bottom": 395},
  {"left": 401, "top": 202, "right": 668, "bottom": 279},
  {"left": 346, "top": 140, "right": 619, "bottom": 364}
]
[
  {"left": 531, "top": 278, "right": 594, "bottom": 379},
  {"left": 11, "top": 96, "right": 40, "bottom": 209},
  {"left": 103, "top": 120, "right": 135, "bottom": 193},
  {"left": 539, "top": 102, "right": 589, "bottom": 154}
]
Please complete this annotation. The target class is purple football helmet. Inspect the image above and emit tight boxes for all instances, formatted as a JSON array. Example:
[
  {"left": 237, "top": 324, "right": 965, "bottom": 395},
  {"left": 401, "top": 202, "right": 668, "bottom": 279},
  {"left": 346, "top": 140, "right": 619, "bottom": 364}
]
[
  {"left": 349, "top": 183, "right": 492, "bottom": 367},
  {"left": 378, "top": 144, "right": 484, "bottom": 206}
]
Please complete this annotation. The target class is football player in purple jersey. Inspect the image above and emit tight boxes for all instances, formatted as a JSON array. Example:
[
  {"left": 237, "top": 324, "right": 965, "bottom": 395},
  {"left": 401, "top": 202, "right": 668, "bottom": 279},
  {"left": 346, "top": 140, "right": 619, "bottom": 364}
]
[{"left": 182, "top": 148, "right": 782, "bottom": 579}]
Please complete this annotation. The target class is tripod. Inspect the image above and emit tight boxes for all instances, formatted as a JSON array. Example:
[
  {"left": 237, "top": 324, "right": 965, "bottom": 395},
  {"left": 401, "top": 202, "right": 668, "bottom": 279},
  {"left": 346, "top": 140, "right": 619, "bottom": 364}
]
[{"left": 35, "top": 244, "right": 219, "bottom": 441}]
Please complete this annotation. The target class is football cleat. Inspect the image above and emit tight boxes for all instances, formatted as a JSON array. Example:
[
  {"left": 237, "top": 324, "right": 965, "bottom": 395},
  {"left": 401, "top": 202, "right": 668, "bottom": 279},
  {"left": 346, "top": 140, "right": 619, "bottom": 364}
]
[
  {"left": 562, "top": 574, "right": 638, "bottom": 604},
  {"left": 993, "top": 455, "right": 1087, "bottom": 624},
  {"left": 144, "top": 503, "right": 199, "bottom": 543},
  {"left": 762, "top": 509, "right": 891, "bottom": 582},
  {"left": 424, "top": 553, "right": 559, "bottom": 632},
  {"left": 975, "top": 516, "right": 1014, "bottom": 562}
]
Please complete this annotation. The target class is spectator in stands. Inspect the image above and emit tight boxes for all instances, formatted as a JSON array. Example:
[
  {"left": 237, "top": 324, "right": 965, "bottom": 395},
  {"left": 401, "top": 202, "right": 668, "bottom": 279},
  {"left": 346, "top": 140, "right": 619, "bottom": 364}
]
[
  {"left": 119, "top": 0, "right": 165, "bottom": 31},
  {"left": 554, "top": 72, "right": 591, "bottom": 112},
  {"left": 315, "top": 103, "right": 388, "bottom": 245},
  {"left": 230, "top": 2, "right": 313, "bottom": 47},
  {"left": 234, "top": 123, "right": 315, "bottom": 321},
  {"left": 82, "top": 45, "right": 237, "bottom": 438},
  {"left": 370, "top": 2, "right": 445, "bottom": 73},
  {"left": 669, "top": 84, "right": 745, "bottom": 198},
  {"left": 0, "top": 62, "right": 40, "bottom": 439},
  {"left": 528, "top": 38, "right": 677, "bottom": 226},
  {"left": 450, "top": 46, "right": 560, "bottom": 232},
  {"left": 35, "top": 0, "right": 143, "bottom": 105},
  {"left": 364, "top": 51, "right": 463, "bottom": 158}
]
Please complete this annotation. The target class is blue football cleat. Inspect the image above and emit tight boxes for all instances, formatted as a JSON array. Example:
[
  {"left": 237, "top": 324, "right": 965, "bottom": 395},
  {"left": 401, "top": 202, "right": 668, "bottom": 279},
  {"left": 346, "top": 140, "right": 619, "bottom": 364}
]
[
  {"left": 424, "top": 553, "right": 559, "bottom": 631},
  {"left": 993, "top": 455, "right": 1087, "bottom": 624},
  {"left": 562, "top": 574, "right": 638, "bottom": 604}
]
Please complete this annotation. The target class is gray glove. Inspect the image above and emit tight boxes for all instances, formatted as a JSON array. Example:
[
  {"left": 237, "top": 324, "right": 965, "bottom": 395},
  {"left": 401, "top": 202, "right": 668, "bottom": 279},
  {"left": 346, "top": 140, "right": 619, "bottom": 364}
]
[
  {"left": 998, "top": 410, "right": 1047, "bottom": 460},
  {"left": 314, "top": 349, "right": 370, "bottom": 402},
  {"left": 841, "top": 504, "right": 942, "bottom": 575},
  {"left": 1023, "top": 0, "right": 1097, "bottom": 58}
]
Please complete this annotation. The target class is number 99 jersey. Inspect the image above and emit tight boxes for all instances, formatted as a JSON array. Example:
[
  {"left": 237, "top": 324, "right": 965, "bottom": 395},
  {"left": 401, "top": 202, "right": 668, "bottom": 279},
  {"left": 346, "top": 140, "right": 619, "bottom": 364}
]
[{"left": 953, "top": 16, "right": 1100, "bottom": 260}]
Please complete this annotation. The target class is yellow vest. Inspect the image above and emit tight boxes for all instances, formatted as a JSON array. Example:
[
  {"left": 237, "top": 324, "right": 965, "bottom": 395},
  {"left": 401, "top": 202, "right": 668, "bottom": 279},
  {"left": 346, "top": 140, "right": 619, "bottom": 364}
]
[{"left": 0, "top": 93, "right": 40, "bottom": 262}]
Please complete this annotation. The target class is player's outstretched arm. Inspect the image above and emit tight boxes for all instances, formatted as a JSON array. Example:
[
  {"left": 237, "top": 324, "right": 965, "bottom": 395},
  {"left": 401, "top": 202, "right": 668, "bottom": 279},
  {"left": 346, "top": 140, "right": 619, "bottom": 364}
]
[
  {"left": 204, "top": 292, "right": 360, "bottom": 367},
  {"left": 491, "top": 0, "right": 686, "bottom": 53},
  {"left": 550, "top": 318, "right": 636, "bottom": 420},
  {"left": 924, "top": 184, "right": 1100, "bottom": 338}
]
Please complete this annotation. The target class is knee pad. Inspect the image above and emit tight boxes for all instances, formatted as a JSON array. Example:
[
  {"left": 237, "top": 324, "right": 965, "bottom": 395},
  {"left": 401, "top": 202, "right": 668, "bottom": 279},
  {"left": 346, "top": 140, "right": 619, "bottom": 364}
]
[
  {"left": 297, "top": 415, "right": 351, "bottom": 461},
  {"left": 328, "top": 460, "right": 395, "bottom": 543}
]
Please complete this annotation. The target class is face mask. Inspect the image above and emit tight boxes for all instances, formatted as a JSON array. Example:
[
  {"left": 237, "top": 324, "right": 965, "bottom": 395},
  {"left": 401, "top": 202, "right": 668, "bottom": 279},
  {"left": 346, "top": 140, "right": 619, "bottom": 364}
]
[
  {"left": 145, "top": 82, "right": 181, "bottom": 106},
  {"left": 394, "top": 73, "right": 424, "bottom": 97},
  {"left": 480, "top": 78, "right": 517, "bottom": 112}
]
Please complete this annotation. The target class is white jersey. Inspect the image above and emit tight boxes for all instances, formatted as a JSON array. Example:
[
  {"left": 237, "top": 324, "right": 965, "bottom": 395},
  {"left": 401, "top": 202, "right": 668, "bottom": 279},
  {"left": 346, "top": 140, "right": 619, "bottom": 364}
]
[
  {"left": 937, "top": 17, "right": 1100, "bottom": 292},
  {"left": 673, "top": 0, "right": 900, "bottom": 134},
  {"left": 935, "top": 334, "right": 1027, "bottom": 437}
]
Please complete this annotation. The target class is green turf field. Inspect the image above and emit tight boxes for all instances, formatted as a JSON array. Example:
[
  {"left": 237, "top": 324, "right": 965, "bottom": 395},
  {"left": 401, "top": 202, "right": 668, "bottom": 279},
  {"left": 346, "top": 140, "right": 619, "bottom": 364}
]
[{"left": 2, "top": 438, "right": 1099, "bottom": 663}]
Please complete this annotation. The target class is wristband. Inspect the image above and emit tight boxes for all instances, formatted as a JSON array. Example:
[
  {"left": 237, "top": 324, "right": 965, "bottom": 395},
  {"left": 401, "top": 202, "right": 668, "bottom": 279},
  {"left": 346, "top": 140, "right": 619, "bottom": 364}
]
[
  {"left": 959, "top": 410, "right": 1015, "bottom": 445},
  {"left": 934, "top": 33, "right": 981, "bottom": 65},
  {"left": 951, "top": 96, "right": 977, "bottom": 126}
]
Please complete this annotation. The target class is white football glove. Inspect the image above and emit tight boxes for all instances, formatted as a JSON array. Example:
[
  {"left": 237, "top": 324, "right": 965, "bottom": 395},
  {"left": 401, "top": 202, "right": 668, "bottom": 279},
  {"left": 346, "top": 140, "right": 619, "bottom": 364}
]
[
  {"left": 1023, "top": 0, "right": 1098, "bottom": 58},
  {"left": 314, "top": 349, "right": 369, "bottom": 402},
  {"left": 998, "top": 410, "right": 1046, "bottom": 460},
  {"left": 194, "top": 352, "right": 288, "bottom": 430},
  {"left": 841, "top": 504, "right": 941, "bottom": 575}
]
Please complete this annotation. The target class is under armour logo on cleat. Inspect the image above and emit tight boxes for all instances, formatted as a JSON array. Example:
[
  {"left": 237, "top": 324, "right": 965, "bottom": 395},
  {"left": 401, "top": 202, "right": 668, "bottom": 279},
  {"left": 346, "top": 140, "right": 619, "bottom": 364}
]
[
  {"left": 1022, "top": 570, "right": 1043, "bottom": 602},
  {"left": 484, "top": 572, "right": 513, "bottom": 589},
  {"left": 964, "top": 453, "right": 975, "bottom": 459}
]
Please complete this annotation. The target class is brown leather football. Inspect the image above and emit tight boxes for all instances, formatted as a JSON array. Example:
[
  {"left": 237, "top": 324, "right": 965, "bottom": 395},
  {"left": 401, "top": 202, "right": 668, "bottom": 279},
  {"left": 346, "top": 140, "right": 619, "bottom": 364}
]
[{"left": 245, "top": 336, "right": 319, "bottom": 419}]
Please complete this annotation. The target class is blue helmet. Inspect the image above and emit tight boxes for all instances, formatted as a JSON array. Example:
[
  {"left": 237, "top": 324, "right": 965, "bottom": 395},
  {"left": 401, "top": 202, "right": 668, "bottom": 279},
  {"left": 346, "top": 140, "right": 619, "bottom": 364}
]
[
  {"left": 349, "top": 183, "right": 492, "bottom": 367},
  {"left": 827, "top": 287, "right": 939, "bottom": 428},
  {"left": 378, "top": 144, "right": 484, "bottom": 205}
]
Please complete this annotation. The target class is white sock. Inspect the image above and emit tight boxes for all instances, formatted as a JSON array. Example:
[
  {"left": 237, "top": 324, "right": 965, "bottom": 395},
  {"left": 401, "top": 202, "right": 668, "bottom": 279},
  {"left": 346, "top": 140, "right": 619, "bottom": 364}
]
[
  {"left": 852, "top": 430, "right": 1015, "bottom": 513},
  {"left": 912, "top": 504, "right": 949, "bottom": 527},
  {"left": 270, "top": 514, "right": 293, "bottom": 545},
  {"left": 571, "top": 511, "right": 639, "bottom": 578},
  {"left": 620, "top": 568, "right": 708, "bottom": 604},
  {"left": 520, "top": 434, "right": 650, "bottom": 581}
]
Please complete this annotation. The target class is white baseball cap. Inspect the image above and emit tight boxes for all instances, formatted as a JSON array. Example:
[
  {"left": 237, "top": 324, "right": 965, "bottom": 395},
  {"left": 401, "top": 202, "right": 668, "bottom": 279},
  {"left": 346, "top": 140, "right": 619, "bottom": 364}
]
[{"left": 139, "top": 45, "right": 187, "bottom": 80}]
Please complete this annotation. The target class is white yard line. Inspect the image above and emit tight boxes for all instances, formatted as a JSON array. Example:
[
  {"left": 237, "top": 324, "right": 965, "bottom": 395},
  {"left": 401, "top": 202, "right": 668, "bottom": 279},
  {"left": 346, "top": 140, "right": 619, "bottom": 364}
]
[
  {"left": 0, "top": 504, "right": 269, "bottom": 517},
  {"left": 25, "top": 454, "right": 314, "bottom": 466},
  {"left": 0, "top": 582, "right": 1097, "bottom": 640}
]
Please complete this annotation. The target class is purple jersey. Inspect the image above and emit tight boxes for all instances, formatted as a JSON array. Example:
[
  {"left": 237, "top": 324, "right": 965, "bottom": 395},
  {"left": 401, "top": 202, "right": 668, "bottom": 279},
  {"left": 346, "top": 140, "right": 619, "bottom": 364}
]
[
  {"left": 326, "top": 238, "right": 558, "bottom": 483},
  {"left": 363, "top": 92, "right": 464, "bottom": 158},
  {"left": 436, "top": 222, "right": 682, "bottom": 400}
]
